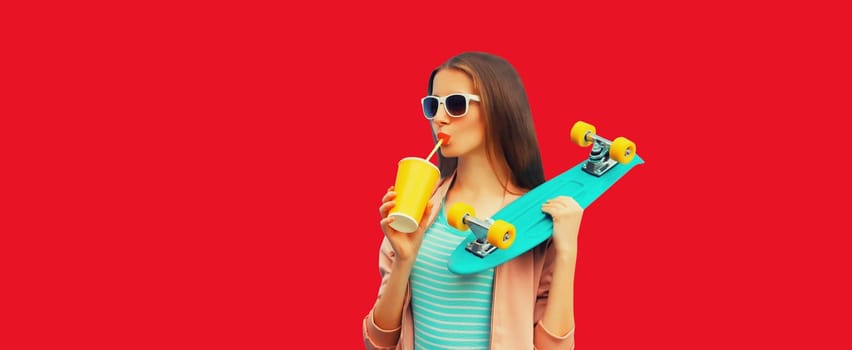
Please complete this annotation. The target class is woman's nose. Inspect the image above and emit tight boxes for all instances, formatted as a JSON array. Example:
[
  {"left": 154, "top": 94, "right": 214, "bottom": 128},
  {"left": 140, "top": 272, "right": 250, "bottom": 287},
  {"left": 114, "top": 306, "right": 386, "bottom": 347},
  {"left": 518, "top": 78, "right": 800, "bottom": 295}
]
[{"left": 432, "top": 104, "right": 451, "bottom": 124}]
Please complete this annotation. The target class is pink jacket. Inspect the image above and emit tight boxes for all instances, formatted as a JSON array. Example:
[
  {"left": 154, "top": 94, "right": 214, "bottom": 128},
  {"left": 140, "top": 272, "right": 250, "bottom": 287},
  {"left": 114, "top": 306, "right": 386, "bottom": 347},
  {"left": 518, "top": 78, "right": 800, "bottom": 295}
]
[{"left": 362, "top": 175, "right": 576, "bottom": 349}]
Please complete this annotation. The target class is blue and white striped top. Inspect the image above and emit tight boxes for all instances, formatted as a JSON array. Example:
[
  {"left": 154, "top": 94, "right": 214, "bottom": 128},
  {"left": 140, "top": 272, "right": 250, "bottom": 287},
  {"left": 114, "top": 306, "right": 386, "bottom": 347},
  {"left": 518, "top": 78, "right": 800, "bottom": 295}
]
[{"left": 410, "top": 203, "right": 494, "bottom": 349}]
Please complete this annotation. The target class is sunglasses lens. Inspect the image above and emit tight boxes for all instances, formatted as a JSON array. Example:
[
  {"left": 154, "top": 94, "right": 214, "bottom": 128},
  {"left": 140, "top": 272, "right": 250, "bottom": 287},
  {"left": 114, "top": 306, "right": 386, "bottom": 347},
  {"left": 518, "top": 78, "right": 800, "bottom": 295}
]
[
  {"left": 445, "top": 95, "right": 468, "bottom": 117},
  {"left": 422, "top": 97, "right": 439, "bottom": 118}
]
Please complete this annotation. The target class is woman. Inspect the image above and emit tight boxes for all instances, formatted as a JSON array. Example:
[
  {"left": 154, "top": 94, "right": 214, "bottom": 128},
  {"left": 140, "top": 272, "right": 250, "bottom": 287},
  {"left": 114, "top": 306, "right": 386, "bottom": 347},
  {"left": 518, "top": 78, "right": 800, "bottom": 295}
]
[{"left": 363, "top": 51, "right": 582, "bottom": 349}]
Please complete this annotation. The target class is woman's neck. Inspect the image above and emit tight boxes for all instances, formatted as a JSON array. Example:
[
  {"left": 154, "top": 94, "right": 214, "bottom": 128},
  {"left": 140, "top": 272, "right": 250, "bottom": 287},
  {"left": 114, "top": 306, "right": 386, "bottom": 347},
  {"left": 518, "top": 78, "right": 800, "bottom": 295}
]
[
  {"left": 453, "top": 152, "right": 515, "bottom": 199},
  {"left": 444, "top": 151, "right": 523, "bottom": 219}
]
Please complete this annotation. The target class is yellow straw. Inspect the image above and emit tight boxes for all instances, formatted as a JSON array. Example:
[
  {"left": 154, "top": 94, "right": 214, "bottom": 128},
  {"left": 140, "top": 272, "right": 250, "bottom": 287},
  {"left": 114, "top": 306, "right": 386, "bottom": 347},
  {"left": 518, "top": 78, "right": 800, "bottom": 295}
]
[{"left": 426, "top": 139, "right": 443, "bottom": 161}]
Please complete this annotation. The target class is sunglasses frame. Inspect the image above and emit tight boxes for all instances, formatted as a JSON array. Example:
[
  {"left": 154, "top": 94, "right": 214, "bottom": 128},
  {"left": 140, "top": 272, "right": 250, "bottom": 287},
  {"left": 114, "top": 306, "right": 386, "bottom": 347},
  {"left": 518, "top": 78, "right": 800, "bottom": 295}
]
[{"left": 421, "top": 93, "right": 481, "bottom": 119}]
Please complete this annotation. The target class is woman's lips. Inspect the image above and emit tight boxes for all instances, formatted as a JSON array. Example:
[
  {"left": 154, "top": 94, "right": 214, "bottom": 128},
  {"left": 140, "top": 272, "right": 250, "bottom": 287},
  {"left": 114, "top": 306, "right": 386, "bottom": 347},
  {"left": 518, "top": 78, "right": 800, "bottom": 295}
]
[{"left": 437, "top": 132, "right": 451, "bottom": 145}]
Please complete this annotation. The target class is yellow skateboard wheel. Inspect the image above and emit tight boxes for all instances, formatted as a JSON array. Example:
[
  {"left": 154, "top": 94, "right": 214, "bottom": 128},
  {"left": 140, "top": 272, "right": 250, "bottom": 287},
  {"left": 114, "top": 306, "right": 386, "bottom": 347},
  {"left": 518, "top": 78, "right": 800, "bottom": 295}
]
[
  {"left": 570, "top": 121, "right": 596, "bottom": 147},
  {"left": 610, "top": 136, "right": 636, "bottom": 164},
  {"left": 487, "top": 220, "right": 516, "bottom": 249},
  {"left": 447, "top": 202, "right": 476, "bottom": 231}
]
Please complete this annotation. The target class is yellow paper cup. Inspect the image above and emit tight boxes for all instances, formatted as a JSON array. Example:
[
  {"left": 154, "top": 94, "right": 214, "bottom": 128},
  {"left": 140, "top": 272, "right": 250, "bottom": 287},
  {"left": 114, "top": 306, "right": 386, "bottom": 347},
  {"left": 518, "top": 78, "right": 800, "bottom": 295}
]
[{"left": 388, "top": 157, "right": 440, "bottom": 233}]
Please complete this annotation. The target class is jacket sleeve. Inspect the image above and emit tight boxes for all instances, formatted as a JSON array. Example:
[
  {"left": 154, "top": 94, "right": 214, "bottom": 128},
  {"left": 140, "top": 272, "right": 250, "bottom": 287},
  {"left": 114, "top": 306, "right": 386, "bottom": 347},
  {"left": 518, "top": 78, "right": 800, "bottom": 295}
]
[
  {"left": 533, "top": 240, "right": 576, "bottom": 350},
  {"left": 362, "top": 238, "right": 402, "bottom": 350}
]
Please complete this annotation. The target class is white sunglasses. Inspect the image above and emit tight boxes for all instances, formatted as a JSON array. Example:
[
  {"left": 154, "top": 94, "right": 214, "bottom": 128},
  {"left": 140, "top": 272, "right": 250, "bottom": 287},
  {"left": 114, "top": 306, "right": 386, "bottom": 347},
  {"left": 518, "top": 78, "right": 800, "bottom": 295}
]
[{"left": 421, "top": 93, "right": 481, "bottom": 119}]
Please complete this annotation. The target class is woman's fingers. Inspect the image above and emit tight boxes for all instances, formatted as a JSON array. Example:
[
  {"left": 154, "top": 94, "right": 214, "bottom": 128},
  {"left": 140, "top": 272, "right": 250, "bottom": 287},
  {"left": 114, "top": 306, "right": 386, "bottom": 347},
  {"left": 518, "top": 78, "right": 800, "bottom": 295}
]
[
  {"left": 542, "top": 197, "right": 582, "bottom": 216},
  {"left": 379, "top": 200, "right": 396, "bottom": 218},
  {"left": 380, "top": 216, "right": 400, "bottom": 236},
  {"left": 544, "top": 196, "right": 579, "bottom": 208},
  {"left": 381, "top": 190, "right": 397, "bottom": 204},
  {"left": 379, "top": 187, "right": 398, "bottom": 218}
]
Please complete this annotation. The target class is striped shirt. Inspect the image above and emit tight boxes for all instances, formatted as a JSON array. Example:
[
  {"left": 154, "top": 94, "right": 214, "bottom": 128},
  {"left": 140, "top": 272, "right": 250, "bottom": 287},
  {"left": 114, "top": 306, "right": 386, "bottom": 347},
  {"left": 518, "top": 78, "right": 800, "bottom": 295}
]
[{"left": 410, "top": 202, "right": 494, "bottom": 350}]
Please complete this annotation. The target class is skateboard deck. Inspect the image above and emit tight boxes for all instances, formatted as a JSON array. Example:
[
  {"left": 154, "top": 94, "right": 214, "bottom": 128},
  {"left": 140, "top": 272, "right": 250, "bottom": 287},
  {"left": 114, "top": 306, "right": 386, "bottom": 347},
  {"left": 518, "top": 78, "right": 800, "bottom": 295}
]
[{"left": 447, "top": 121, "right": 643, "bottom": 275}]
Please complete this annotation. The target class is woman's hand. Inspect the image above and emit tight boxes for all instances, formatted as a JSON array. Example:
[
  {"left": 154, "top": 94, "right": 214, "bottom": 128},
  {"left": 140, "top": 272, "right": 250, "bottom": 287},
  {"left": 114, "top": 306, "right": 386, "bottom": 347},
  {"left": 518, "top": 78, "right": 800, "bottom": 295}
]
[
  {"left": 541, "top": 196, "right": 584, "bottom": 254},
  {"left": 379, "top": 186, "right": 434, "bottom": 263}
]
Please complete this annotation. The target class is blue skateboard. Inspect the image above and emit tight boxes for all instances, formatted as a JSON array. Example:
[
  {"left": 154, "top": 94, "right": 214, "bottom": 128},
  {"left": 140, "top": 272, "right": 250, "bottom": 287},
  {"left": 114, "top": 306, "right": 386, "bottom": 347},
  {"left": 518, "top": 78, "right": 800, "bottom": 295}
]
[{"left": 446, "top": 121, "right": 644, "bottom": 275}]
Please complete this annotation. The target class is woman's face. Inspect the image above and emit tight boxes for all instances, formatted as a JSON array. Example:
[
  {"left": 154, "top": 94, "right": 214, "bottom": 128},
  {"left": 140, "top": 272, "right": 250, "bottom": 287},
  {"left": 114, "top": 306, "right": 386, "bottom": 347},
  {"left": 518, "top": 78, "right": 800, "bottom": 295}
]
[{"left": 429, "top": 68, "right": 486, "bottom": 159}]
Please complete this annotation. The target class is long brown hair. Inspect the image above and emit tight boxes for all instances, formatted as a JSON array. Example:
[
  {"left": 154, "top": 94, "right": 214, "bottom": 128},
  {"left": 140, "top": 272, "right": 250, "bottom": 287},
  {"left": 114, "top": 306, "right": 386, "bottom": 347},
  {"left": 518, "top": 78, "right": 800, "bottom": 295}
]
[{"left": 428, "top": 51, "right": 545, "bottom": 191}]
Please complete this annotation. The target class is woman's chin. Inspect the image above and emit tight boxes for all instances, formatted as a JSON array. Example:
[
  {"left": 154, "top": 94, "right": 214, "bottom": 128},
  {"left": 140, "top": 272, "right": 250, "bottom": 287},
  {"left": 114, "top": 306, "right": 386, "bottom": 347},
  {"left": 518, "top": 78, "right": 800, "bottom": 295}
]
[{"left": 439, "top": 149, "right": 458, "bottom": 158}]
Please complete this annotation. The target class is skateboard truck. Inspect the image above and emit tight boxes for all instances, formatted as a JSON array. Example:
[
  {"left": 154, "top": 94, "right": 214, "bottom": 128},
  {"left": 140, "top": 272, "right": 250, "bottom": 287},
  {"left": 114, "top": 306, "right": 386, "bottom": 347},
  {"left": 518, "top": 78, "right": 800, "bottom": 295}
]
[
  {"left": 462, "top": 217, "right": 499, "bottom": 257},
  {"left": 570, "top": 121, "right": 636, "bottom": 177},
  {"left": 446, "top": 203, "right": 517, "bottom": 258}
]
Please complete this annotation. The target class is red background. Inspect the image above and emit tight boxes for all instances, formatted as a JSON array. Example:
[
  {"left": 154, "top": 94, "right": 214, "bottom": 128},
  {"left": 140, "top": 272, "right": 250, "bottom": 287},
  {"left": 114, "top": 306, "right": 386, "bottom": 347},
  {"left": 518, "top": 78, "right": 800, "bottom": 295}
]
[{"left": 2, "top": 1, "right": 850, "bottom": 348}]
